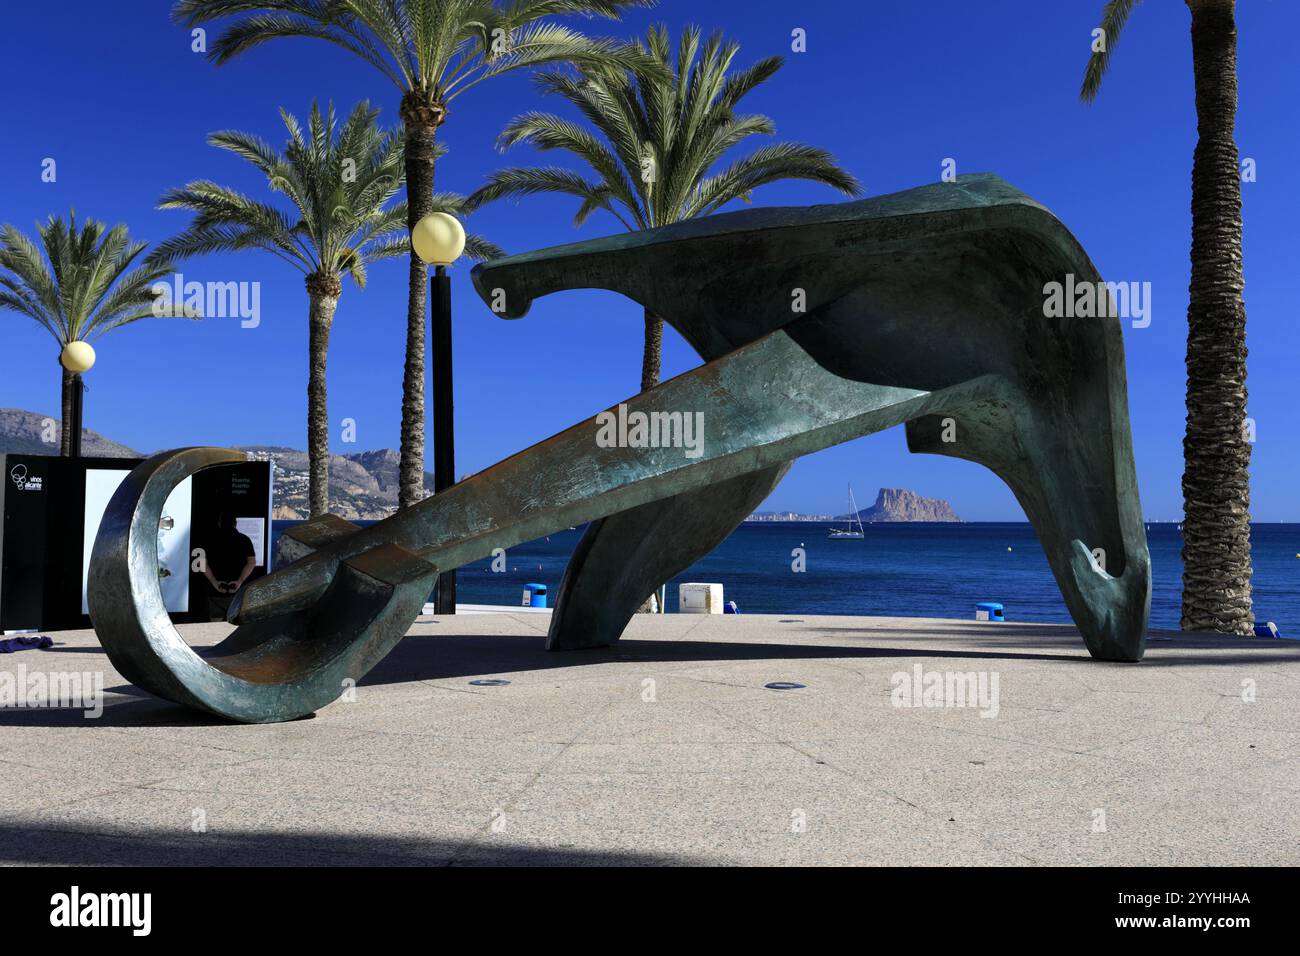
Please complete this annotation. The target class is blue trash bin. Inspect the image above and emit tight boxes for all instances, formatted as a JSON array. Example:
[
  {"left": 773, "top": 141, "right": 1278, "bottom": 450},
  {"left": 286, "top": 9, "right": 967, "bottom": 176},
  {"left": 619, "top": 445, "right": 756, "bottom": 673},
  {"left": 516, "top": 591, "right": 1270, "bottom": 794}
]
[
  {"left": 523, "top": 583, "right": 547, "bottom": 608},
  {"left": 975, "top": 602, "right": 1005, "bottom": 622}
]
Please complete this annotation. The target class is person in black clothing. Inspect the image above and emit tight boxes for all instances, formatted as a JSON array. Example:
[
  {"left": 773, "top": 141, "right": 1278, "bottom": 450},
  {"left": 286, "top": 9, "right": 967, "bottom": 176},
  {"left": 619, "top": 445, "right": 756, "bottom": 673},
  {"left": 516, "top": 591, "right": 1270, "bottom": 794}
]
[{"left": 198, "top": 510, "right": 257, "bottom": 621}]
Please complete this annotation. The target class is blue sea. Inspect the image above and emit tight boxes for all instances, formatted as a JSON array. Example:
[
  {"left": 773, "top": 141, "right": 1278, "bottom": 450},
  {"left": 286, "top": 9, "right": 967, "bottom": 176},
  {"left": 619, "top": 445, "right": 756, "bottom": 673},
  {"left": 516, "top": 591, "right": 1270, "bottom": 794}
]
[{"left": 270, "top": 521, "right": 1300, "bottom": 634}]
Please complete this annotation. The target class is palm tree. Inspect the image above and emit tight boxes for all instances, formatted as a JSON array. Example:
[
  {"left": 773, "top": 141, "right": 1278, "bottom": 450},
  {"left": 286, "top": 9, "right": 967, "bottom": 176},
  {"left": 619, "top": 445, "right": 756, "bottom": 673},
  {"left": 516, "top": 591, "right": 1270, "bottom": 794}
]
[
  {"left": 152, "top": 100, "right": 501, "bottom": 517},
  {"left": 0, "top": 213, "right": 182, "bottom": 454},
  {"left": 172, "top": 0, "right": 657, "bottom": 510},
  {"left": 467, "top": 24, "right": 862, "bottom": 390},
  {"left": 1082, "top": 0, "right": 1253, "bottom": 635}
]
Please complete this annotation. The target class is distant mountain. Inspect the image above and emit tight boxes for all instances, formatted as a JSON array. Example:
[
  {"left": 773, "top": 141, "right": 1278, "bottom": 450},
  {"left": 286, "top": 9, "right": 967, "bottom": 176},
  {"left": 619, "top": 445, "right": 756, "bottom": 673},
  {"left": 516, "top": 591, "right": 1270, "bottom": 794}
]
[
  {"left": 851, "top": 487, "right": 961, "bottom": 523},
  {"left": 0, "top": 412, "right": 963, "bottom": 524},
  {"left": 0, "top": 407, "right": 139, "bottom": 458},
  {"left": 0, "top": 408, "right": 433, "bottom": 521},
  {"left": 239, "top": 445, "right": 434, "bottom": 520}
]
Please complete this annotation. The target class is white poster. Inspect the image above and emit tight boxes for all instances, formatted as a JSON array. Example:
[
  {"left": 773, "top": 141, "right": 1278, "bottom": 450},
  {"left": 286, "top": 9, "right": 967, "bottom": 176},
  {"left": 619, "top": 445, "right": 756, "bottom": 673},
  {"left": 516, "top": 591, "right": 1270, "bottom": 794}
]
[
  {"left": 82, "top": 471, "right": 192, "bottom": 614},
  {"left": 236, "top": 517, "right": 265, "bottom": 567}
]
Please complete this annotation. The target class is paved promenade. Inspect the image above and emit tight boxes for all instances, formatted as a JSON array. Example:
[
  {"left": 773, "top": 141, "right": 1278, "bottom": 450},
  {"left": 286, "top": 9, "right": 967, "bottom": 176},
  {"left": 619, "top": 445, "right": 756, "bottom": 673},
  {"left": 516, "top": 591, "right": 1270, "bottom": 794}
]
[{"left": 2, "top": 613, "right": 1297, "bottom": 865}]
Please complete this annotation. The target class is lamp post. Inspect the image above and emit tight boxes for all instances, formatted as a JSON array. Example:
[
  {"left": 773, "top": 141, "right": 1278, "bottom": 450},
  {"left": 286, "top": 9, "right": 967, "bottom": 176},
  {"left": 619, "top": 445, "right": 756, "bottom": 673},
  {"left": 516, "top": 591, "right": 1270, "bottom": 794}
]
[
  {"left": 412, "top": 212, "right": 466, "bottom": 615},
  {"left": 59, "top": 341, "right": 96, "bottom": 458}
]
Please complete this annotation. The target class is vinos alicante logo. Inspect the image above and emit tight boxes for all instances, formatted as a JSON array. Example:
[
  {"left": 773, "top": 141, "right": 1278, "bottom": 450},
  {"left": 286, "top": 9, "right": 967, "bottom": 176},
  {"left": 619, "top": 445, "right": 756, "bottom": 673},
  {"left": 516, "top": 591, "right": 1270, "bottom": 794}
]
[{"left": 9, "top": 463, "right": 42, "bottom": 491}]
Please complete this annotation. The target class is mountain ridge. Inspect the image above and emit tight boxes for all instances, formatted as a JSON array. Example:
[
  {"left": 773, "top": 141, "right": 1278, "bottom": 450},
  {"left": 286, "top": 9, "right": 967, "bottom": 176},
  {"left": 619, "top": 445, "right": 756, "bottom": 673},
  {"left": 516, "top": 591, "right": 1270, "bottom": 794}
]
[
  {"left": 0, "top": 408, "right": 431, "bottom": 520},
  {"left": 856, "top": 487, "right": 961, "bottom": 523},
  {"left": 1, "top": 410, "right": 961, "bottom": 523}
]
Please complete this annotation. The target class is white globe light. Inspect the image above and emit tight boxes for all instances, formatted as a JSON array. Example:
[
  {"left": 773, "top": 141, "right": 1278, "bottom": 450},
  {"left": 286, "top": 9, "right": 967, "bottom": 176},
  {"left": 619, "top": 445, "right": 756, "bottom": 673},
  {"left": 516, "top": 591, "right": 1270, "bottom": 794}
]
[
  {"left": 60, "top": 340, "right": 96, "bottom": 373},
  {"left": 412, "top": 212, "right": 466, "bottom": 265}
]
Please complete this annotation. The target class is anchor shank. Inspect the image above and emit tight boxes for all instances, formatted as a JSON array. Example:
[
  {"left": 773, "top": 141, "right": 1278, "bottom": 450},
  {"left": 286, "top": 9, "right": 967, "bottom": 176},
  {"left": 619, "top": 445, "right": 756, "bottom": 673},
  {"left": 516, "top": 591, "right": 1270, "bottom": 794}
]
[{"left": 233, "top": 328, "right": 978, "bottom": 623}]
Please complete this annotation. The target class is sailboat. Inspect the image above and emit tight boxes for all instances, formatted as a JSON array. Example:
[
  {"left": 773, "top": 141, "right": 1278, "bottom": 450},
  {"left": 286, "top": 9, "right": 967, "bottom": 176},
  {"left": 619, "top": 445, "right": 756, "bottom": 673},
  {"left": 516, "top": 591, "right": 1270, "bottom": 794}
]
[{"left": 828, "top": 484, "right": 866, "bottom": 539}]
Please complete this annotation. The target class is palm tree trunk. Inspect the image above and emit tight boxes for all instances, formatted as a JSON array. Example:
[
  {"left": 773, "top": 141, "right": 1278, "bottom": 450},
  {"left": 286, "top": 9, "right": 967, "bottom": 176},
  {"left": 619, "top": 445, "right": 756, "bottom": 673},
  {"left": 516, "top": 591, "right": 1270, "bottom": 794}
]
[
  {"left": 1181, "top": 0, "right": 1253, "bottom": 634},
  {"left": 305, "top": 273, "right": 341, "bottom": 519},
  {"left": 59, "top": 365, "right": 73, "bottom": 456},
  {"left": 398, "top": 94, "right": 445, "bottom": 510},
  {"left": 641, "top": 307, "right": 663, "bottom": 392}
]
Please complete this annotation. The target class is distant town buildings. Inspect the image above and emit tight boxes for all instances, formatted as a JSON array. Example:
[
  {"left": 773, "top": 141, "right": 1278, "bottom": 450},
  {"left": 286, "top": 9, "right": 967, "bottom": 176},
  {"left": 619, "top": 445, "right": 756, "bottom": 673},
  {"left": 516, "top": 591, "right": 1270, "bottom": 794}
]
[{"left": 745, "top": 511, "right": 834, "bottom": 522}]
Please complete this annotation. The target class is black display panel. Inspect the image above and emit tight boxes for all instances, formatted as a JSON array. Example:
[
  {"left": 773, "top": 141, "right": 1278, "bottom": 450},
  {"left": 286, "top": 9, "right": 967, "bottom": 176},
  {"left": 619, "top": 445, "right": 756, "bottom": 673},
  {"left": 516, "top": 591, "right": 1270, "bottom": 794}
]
[{"left": 0, "top": 454, "right": 272, "bottom": 631}]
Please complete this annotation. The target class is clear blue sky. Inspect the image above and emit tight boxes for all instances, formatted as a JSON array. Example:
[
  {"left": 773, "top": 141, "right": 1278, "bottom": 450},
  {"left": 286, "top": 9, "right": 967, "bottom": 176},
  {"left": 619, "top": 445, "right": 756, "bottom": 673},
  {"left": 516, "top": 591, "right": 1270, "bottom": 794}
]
[{"left": 1, "top": 1, "right": 1295, "bottom": 520}]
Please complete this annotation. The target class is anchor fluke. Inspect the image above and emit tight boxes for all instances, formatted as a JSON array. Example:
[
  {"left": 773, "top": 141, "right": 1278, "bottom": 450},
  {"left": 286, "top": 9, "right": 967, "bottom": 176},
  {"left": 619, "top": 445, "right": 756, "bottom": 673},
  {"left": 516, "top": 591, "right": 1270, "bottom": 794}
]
[{"left": 88, "top": 448, "right": 437, "bottom": 722}]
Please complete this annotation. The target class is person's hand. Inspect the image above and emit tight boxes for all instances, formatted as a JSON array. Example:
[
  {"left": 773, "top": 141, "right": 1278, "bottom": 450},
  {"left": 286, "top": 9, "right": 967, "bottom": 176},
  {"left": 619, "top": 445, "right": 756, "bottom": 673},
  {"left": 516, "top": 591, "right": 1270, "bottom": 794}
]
[
  {"left": 214, "top": 582, "right": 230, "bottom": 594},
  {"left": 225, "top": 582, "right": 241, "bottom": 594}
]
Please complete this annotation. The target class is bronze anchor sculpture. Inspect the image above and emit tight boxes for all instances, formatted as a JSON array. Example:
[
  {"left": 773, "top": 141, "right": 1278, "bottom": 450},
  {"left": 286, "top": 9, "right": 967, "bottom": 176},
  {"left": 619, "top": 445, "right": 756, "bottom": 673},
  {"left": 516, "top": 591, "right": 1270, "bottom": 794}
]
[{"left": 88, "top": 175, "right": 1151, "bottom": 723}]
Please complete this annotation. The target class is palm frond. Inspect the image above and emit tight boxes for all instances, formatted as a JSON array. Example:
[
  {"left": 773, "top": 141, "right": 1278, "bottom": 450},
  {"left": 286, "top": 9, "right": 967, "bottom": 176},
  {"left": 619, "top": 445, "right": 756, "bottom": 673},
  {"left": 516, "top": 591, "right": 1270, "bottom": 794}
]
[
  {"left": 500, "top": 107, "right": 644, "bottom": 222},
  {"left": 472, "top": 23, "right": 860, "bottom": 232},
  {"left": 463, "top": 233, "right": 507, "bottom": 261},
  {"left": 451, "top": 29, "right": 665, "bottom": 98},
  {"left": 1081, "top": 0, "right": 1143, "bottom": 102},
  {"left": 717, "top": 54, "right": 781, "bottom": 113},
  {"left": 173, "top": 0, "right": 660, "bottom": 96},
  {"left": 468, "top": 165, "right": 601, "bottom": 202},
  {"left": 154, "top": 100, "right": 409, "bottom": 285},
  {"left": 0, "top": 225, "right": 61, "bottom": 325},
  {"left": 0, "top": 213, "right": 179, "bottom": 348},
  {"left": 684, "top": 143, "right": 862, "bottom": 219}
]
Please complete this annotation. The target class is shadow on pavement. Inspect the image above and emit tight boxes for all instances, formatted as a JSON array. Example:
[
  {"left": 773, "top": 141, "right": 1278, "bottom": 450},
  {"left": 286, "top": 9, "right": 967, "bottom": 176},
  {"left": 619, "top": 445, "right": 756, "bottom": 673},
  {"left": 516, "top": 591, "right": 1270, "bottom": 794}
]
[
  {"left": 0, "top": 820, "right": 696, "bottom": 866},
  {"left": 3, "top": 625, "right": 1294, "bottom": 729}
]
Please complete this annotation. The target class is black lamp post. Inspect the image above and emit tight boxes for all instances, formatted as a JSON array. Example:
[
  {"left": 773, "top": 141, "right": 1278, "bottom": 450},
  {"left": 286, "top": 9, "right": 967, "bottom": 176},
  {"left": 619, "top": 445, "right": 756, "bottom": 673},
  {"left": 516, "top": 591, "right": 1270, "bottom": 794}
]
[
  {"left": 412, "top": 213, "right": 466, "bottom": 615},
  {"left": 68, "top": 376, "right": 84, "bottom": 458}
]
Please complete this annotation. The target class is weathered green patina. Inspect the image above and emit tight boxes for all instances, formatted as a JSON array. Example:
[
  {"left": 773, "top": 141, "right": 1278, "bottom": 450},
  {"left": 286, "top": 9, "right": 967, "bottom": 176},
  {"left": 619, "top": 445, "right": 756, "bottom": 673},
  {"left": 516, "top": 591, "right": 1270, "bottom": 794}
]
[{"left": 88, "top": 175, "right": 1150, "bottom": 723}]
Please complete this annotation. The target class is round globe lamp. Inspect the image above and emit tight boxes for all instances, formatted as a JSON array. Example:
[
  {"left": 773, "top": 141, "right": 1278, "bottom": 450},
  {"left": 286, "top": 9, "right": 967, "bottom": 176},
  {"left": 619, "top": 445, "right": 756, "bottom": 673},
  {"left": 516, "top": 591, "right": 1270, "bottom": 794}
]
[
  {"left": 412, "top": 212, "right": 466, "bottom": 266},
  {"left": 60, "top": 340, "right": 96, "bottom": 373}
]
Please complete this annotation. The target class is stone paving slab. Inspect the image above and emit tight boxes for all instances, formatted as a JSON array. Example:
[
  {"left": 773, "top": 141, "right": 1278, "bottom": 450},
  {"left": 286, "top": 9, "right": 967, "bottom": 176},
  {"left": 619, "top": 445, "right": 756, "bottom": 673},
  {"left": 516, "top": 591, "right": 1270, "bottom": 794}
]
[{"left": 1, "top": 614, "right": 1297, "bottom": 866}]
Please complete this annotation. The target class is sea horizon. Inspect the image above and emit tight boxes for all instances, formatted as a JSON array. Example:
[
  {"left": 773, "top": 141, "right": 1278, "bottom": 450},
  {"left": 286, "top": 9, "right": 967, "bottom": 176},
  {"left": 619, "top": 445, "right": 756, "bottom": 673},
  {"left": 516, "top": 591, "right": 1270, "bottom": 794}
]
[{"left": 271, "top": 519, "right": 1300, "bottom": 635}]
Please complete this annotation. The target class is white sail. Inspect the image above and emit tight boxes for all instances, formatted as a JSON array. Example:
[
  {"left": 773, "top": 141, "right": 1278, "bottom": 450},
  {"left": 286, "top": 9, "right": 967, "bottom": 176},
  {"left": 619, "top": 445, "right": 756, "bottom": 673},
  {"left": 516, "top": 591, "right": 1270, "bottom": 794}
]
[{"left": 829, "top": 483, "right": 866, "bottom": 539}]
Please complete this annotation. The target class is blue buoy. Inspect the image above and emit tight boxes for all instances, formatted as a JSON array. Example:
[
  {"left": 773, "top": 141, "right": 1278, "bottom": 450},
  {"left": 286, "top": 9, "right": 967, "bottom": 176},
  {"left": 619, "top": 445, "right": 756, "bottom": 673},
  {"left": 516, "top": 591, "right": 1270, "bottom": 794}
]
[
  {"left": 1254, "top": 621, "right": 1281, "bottom": 639},
  {"left": 975, "top": 602, "right": 1005, "bottom": 622},
  {"left": 522, "top": 583, "right": 547, "bottom": 608},
  {"left": 723, "top": 601, "right": 739, "bottom": 614}
]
